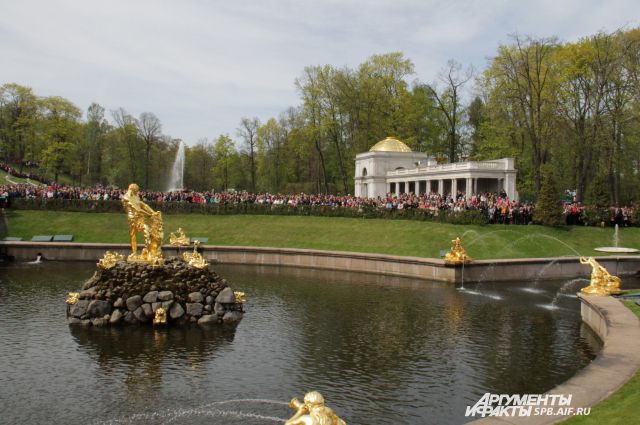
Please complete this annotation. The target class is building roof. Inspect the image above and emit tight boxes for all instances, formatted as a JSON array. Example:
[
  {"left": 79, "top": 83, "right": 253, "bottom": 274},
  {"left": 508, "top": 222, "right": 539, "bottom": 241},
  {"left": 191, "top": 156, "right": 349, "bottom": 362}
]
[{"left": 369, "top": 137, "right": 412, "bottom": 153}]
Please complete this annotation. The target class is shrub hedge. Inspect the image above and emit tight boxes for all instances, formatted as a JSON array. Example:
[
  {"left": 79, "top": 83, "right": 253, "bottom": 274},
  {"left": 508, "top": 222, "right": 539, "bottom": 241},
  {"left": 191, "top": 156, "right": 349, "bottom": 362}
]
[{"left": 8, "top": 198, "right": 491, "bottom": 225}]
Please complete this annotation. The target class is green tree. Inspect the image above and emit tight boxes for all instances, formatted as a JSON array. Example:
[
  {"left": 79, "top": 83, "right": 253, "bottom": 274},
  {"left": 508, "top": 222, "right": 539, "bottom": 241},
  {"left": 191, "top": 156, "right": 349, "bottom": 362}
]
[
  {"left": 213, "top": 134, "right": 236, "bottom": 191},
  {"left": 0, "top": 83, "right": 38, "bottom": 168},
  {"left": 534, "top": 164, "right": 564, "bottom": 226}
]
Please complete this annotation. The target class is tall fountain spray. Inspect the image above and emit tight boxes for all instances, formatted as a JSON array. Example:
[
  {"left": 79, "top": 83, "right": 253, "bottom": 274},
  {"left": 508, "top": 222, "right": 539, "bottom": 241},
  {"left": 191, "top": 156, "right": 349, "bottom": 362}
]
[{"left": 167, "top": 141, "right": 185, "bottom": 192}]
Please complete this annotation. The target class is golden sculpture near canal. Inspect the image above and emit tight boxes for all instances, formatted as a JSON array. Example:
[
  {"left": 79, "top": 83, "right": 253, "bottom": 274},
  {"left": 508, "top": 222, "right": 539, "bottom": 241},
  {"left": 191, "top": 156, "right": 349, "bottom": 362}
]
[
  {"left": 579, "top": 257, "right": 622, "bottom": 296},
  {"left": 66, "top": 292, "right": 79, "bottom": 305},
  {"left": 97, "top": 251, "right": 124, "bottom": 269},
  {"left": 234, "top": 291, "right": 246, "bottom": 304},
  {"left": 169, "top": 227, "right": 190, "bottom": 246},
  {"left": 444, "top": 237, "right": 471, "bottom": 264},
  {"left": 285, "top": 391, "right": 346, "bottom": 425},
  {"left": 153, "top": 307, "right": 167, "bottom": 325},
  {"left": 183, "top": 240, "right": 208, "bottom": 269},
  {"left": 122, "top": 183, "right": 164, "bottom": 266}
]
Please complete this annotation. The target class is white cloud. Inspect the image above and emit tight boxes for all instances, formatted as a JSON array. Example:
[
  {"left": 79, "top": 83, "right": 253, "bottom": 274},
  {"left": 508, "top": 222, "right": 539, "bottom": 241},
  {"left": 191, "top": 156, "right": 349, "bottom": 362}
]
[{"left": 0, "top": 0, "right": 636, "bottom": 144}]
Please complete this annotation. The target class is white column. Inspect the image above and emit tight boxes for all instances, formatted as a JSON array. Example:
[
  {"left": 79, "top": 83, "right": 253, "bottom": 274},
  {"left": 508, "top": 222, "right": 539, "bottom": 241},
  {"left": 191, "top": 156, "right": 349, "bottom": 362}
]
[
  {"left": 466, "top": 177, "right": 472, "bottom": 199},
  {"left": 426, "top": 180, "right": 432, "bottom": 193},
  {"left": 438, "top": 179, "right": 444, "bottom": 196},
  {"left": 451, "top": 179, "right": 458, "bottom": 197},
  {"left": 505, "top": 174, "right": 517, "bottom": 200}
]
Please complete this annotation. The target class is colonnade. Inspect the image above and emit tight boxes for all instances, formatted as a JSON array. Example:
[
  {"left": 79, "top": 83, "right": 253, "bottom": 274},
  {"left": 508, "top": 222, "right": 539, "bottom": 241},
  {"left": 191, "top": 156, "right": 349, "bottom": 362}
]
[{"left": 388, "top": 177, "right": 505, "bottom": 198}]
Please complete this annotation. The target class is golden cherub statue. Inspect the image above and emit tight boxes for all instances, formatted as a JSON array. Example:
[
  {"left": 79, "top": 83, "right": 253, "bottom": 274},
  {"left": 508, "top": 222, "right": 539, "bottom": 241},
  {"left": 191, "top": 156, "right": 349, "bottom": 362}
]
[
  {"left": 444, "top": 237, "right": 471, "bottom": 264},
  {"left": 121, "top": 183, "right": 164, "bottom": 265},
  {"left": 169, "top": 227, "right": 190, "bottom": 246},
  {"left": 234, "top": 291, "right": 246, "bottom": 304},
  {"left": 97, "top": 251, "right": 124, "bottom": 269},
  {"left": 579, "top": 257, "right": 622, "bottom": 296},
  {"left": 285, "top": 391, "right": 346, "bottom": 425},
  {"left": 153, "top": 307, "right": 167, "bottom": 325},
  {"left": 66, "top": 292, "right": 79, "bottom": 305}
]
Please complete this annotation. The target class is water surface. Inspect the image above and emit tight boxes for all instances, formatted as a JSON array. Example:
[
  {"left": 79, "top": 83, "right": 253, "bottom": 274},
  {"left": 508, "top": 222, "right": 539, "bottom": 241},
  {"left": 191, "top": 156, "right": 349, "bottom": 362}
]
[{"left": 0, "top": 262, "right": 600, "bottom": 425}]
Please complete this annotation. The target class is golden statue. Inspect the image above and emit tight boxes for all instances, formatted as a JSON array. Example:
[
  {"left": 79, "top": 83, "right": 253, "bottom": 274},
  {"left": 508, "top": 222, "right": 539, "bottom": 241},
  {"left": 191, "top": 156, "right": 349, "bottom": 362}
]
[
  {"left": 66, "top": 292, "right": 79, "bottom": 305},
  {"left": 444, "top": 237, "right": 471, "bottom": 264},
  {"left": 97, "top": 251, "right": 124, "bottom": 269},
  {"left": 153, "top": 307, "right": 167, "bottom": 325},
  {"left": 183, "top": 240, "right": 208, "bottom": 269},
  {"left": 234, "top": 291, "right": 246, "bottom": 304},
  {"left": 579, "top": 257, "right": 622, "bottom": 296},
  {"left": 122, "top": 183, "right": 164, "bottom": 265},
  {"left": 169, "top": 227, "right": 190, "bottom": 246},
  {"left": 285, "top": 391, "right": 346, "bottom": 425}
]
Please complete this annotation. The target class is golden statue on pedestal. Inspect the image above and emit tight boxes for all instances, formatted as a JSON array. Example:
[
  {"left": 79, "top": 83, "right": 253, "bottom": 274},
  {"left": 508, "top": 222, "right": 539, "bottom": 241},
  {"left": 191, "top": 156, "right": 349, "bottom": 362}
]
[
  {"left": 285, "top": 391, "right": 346, "bottom": 425},
  {"left": 579, "top": 257, "right": 622, "bottom": 296},
  {"left": 169, "top": 228, "right": 190, "bottom": 246},
  {"left": 153, "top": 307, "right": 167, "bottom": 325},
  {"left": 97, "top": 251, "right": 124, "bottom": 269},
  {"left": 183, "top": 240, "right": 208, "bottom": 269},
  {"left": 122, "top": 183, "right": 164, "bottom": 266},
  {"left": 444, "top": 237, "right": 471, "bottom": 264},
  {"left": 66, "top": 292, "right": 79, "bottom": 305}
]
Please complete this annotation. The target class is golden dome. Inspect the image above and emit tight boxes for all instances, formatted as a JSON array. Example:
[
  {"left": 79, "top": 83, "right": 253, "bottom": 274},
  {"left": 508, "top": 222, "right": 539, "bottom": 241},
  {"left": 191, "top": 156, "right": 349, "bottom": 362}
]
[{"left": 369, "top": 137, "right": 412, "bottom": 153}]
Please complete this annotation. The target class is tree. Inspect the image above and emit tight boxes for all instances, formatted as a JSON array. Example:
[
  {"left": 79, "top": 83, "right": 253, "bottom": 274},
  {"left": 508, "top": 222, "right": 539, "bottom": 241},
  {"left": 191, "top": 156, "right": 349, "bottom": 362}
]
[
  {"left": 483, "top": 35, "right": 559, "bottom": 194},
  {"left": 137, "top": 112, "right": 162, "bottom": 188},
  {"left": 237, "top": 117, "right": 260, "bottom": 192},
  {"left": 85, "top": 103, "right": 109, "bottom": 185},
  {"left": 185, "top": 138, "right": 215, "bottom": 191},
  {"left": 534, "top": 164, "right": 564, "bottom": 226},
  {"left": 213, "top": 134, "right": 235, "bottom": 191},
  {"left": 39, "top": 96, "right": 82, "bottom": 183},
  {"left": 427, "top": 60, "right": 473, "bottom": 162},
  {"left": 111, "top": 108, "right": 141, "bottom": 184},
  {"left": 0, "top": 83, "right": 38, "bottom": 168}
]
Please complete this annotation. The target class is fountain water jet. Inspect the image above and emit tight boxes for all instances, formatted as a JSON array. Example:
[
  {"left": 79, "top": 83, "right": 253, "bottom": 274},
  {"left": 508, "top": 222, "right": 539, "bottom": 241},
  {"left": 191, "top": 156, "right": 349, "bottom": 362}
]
[
  {"left": 594, "top": 224, "right": 639, "bottom": 253},
  {"left": 167, "top": 140, "right": 185, "bottom": 192}
]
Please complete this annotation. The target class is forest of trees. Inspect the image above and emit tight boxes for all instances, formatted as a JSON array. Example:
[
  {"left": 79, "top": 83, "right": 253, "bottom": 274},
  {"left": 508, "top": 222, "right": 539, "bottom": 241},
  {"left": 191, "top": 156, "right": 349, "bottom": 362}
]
[{"left": 1, "top": 28, "right": 639, "bottom": 203}]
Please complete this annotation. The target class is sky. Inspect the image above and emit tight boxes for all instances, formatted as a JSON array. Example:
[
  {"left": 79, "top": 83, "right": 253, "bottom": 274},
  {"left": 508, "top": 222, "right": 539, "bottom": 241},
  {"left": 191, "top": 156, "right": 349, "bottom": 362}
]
[{"left": 1, "top": 0, "right": 637, "bottom": 145}]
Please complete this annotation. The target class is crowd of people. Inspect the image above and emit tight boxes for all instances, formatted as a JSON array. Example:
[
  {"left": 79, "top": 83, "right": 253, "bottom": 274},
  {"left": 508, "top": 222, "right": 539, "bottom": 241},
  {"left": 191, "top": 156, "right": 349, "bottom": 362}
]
[
  {"left": 3, "top": 182, "right": 628, "bottom": 226},
  {"left": 0, "top": 161, "right": 51, "bottom": 186}
]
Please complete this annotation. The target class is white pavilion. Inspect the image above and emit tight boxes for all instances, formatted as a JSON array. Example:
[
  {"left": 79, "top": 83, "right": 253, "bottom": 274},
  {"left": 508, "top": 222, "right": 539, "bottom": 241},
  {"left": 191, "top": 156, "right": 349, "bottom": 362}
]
[{"left": 354, "top": 137, "right": 518, "bottom": 200}]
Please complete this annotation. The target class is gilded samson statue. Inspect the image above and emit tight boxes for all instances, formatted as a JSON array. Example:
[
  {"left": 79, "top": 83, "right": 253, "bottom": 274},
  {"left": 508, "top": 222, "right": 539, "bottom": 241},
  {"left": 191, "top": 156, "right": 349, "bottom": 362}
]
[
  {"left": 285, "top": 391, "right": 346, "bottom": 425},
  {"left": 122, "top": 183, "right": 164, "bottom": 265},
  {"left": 579, "top": 257, "right": 622, "bottom": 296}
]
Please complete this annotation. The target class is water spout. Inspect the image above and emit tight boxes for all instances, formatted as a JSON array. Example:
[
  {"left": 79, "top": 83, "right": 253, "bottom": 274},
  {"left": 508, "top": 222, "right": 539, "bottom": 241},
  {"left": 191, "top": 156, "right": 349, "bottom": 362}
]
[
  {"left": 614, "top": 224, "right": 619, "bottom": 248},
  {"left": 167, "top": 141, "right": 185, "bottom": 192}
]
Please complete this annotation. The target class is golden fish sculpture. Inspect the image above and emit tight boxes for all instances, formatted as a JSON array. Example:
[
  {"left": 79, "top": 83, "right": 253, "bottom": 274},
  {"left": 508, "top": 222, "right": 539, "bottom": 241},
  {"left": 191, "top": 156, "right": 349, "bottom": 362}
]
[
  {"left": 183, "top": 240, "right": 208, "bottom": 269},
  {"left": 579, "top": 257, "right": 622, "bottom": 296}
]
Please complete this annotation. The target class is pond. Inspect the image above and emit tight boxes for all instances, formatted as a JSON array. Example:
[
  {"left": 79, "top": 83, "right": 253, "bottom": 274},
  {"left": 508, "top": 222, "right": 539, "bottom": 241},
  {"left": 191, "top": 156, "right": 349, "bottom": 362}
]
[{"left": 0, "top": 261, "right": 600, "bottom": 425}]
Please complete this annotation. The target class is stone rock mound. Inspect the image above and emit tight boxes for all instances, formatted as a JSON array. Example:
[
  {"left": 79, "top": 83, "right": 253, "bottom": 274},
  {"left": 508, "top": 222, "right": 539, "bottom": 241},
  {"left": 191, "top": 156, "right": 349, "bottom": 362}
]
[{"left": 67, "top": 257, "right": 244, "bottom": 327}]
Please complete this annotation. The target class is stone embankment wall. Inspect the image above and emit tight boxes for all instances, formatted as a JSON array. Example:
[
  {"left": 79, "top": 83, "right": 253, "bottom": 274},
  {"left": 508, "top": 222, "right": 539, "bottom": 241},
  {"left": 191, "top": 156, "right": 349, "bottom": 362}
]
[{"left": 3, "top": 241, "right": 640, "bottom": 283}]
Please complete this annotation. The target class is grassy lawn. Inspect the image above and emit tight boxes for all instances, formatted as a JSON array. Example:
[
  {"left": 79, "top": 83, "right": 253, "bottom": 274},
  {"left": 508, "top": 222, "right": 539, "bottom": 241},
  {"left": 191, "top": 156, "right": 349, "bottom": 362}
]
[
  {"left": 0, "top": 169, "right": 35, "bottom": 185},
  {"left": 561, "top": 297, "right": 640, "bottom": 424},
  {"left": 3, "top": 210, "right": 640, "bottom": 260}
]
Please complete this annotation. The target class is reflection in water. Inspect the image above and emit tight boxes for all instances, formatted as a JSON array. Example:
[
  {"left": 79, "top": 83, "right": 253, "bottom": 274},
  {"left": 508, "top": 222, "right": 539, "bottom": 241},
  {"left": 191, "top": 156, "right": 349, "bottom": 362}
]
[
  {"left": 69, "top": 325, "right": 237, "bottom": 398},
  {"left": 0, "top": 262, "right": 601, "bottom": 425}
]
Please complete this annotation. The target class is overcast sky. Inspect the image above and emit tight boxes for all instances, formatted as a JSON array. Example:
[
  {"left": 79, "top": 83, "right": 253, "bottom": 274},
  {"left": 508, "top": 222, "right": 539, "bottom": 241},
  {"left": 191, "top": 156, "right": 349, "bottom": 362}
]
[{"left": 1, "top": 0, "right": 637, "bottom": 145}]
